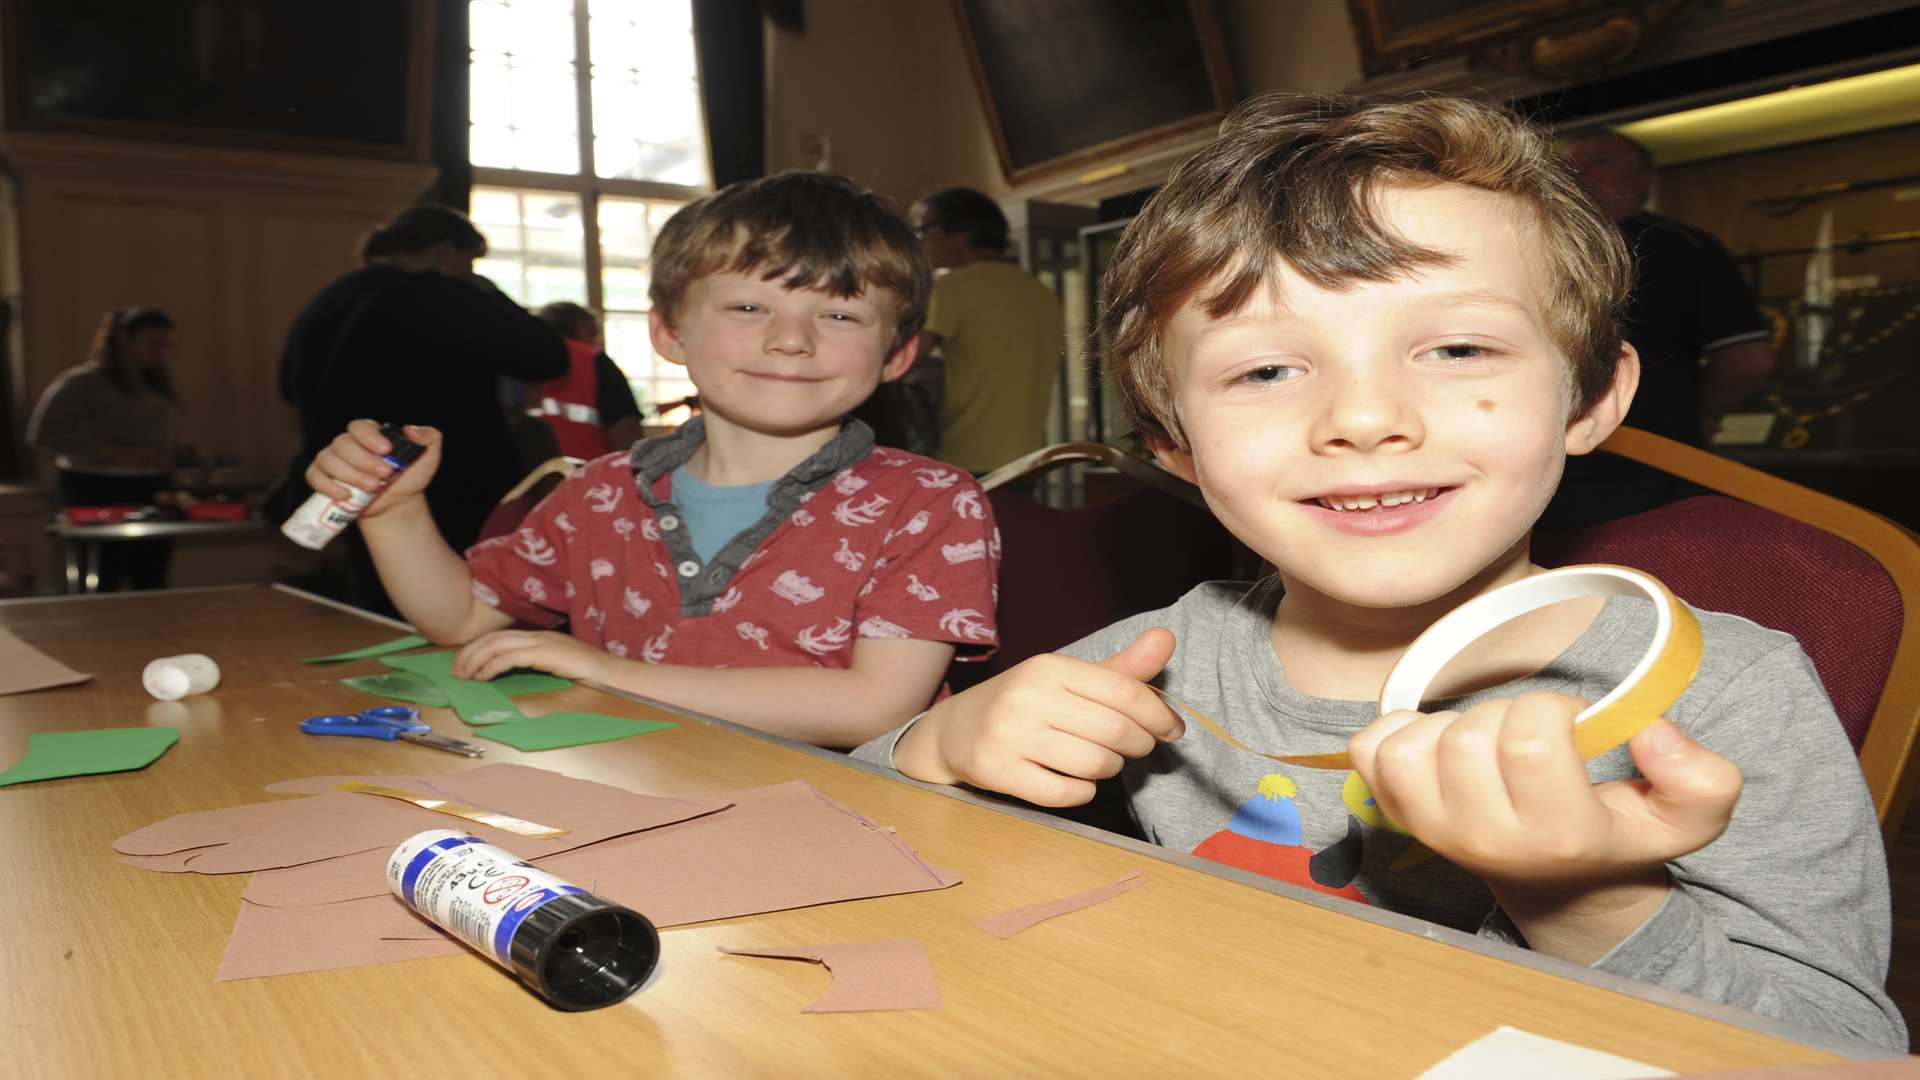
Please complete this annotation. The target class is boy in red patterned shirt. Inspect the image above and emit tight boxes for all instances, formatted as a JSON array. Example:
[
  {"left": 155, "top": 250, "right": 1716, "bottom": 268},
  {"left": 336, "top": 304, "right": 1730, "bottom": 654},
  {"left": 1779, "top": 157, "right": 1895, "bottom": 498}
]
[{"left": 305, "top": 172, "right": 1000, "bottom": 748}]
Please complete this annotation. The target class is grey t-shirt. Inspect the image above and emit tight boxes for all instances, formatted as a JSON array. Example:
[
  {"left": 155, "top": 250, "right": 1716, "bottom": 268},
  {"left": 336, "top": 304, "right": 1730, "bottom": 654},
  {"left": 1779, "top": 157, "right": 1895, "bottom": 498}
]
[{"left": 855, "top": 577, "right": 1905, "bottom": 1049}]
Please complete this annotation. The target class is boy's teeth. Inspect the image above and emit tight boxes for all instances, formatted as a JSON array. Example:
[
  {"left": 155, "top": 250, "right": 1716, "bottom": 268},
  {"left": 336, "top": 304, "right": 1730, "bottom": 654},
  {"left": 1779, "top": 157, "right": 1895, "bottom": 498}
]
[{"left": 1316, "top": 488, "right": 1439, "bottom": 512}]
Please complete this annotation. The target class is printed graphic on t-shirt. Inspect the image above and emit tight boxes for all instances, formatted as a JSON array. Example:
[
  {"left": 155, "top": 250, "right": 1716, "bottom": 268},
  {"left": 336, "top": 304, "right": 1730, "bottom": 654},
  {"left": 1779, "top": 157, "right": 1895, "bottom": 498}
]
[{"left": 1191, "top": 773, "right": 1369, "bottom": 903}]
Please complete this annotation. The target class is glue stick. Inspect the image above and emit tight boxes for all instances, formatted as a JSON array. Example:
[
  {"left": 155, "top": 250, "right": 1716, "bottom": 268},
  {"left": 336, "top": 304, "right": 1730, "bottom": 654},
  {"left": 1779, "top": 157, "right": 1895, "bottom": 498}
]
[
  {"left": 142, "top": 653, "right": 220, "bottom": 701},
  {"left": 281, "top": 423, "right": 426, "bottom": 550},
  {"left": 387, "top": 830, "right": 659, "bottom": 1011}
]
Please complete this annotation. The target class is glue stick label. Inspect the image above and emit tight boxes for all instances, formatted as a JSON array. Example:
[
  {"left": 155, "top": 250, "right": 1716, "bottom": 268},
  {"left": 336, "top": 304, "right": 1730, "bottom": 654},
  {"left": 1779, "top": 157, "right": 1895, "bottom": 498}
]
[{"left": 387, "top": 830, "right": 584, "bottom": 968}]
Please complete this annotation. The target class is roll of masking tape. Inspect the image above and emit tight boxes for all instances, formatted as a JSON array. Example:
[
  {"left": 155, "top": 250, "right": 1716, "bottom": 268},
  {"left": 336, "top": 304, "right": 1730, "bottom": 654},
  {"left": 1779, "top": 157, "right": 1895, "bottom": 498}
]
[{"left": 1348, "top": 564, "right": 1704, "bottom": 835}]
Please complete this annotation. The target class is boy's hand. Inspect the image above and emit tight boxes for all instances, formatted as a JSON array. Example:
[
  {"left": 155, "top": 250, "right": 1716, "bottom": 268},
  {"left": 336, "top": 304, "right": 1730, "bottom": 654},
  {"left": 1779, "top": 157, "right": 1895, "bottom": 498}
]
[
  {"left": 893, "top": 629, "right": 1186, "bottom": 807},
  {"left": 452, "top": 629, "right": 617, "bottom": 684},
  {"left": 303, "top": 421, "right": 440, "bottom": 519},
  {"left": 1348, "top": 692, "right": 1743, "bottom": 889}
]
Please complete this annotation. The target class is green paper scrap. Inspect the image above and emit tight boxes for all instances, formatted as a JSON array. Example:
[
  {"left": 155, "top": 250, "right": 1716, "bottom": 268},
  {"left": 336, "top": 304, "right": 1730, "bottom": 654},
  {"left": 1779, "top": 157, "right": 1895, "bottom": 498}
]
[
  {"left": 301, "top": 634, "right": 431, "bottom": 664},
  {"left": 380, "top": 651, "right": 529, "bottom": 727},
  {"left": 341, "top": 669, "right": 572, "bottom": 709},
  {"left": 0, "top": 727, "right": 180, "bottom": 787},
  {"left": 474, "top": 712, "right": 675, "bottom": 752}
]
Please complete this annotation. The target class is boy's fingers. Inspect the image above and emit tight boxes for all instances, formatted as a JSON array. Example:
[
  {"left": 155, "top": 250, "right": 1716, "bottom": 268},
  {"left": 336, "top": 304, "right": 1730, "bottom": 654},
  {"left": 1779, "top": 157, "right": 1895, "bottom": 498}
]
[
  {"left": 1622, "top": 720, "right": 1744, "bottom": 851},
  {"left": 1001, "top": 761, "right": 1098, "bottom": 808},
  {"left": 1026, "top": 729, "right": 1126, "bottom": 782},
  {"left": 1489, "top": 694, "right": 1593, "bottom": 822},
  {"left": 1059, "top": 664, "right": 1183, "bottom": 743}
]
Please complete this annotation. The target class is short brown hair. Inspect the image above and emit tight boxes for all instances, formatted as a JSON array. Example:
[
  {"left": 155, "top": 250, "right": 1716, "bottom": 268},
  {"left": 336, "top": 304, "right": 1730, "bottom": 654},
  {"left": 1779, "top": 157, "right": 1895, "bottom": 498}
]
[
  {"left": 1100, "top": 92, "right": 1631, "bottom": 446},
  {"left": 648, "top": 171, "right": 931, "bottom": 354}
]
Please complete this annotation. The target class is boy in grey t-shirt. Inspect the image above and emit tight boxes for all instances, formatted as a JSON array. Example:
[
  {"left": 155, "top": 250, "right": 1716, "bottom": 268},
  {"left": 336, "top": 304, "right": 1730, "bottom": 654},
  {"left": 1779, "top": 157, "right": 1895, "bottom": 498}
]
[{"left": 854, "top": 93, "right": 1904, "bottom": 1049}]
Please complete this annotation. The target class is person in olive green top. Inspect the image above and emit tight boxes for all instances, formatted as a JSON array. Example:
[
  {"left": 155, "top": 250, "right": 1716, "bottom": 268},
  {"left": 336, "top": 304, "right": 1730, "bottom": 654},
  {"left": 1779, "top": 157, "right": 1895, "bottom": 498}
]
[{"left": 910, "top": 188, "right": 1065, "bottom": 474}]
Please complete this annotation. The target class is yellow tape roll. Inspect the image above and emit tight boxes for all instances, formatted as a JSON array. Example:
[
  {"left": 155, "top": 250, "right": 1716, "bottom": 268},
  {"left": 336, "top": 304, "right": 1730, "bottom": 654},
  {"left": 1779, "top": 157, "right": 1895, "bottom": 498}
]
[{"left": 1347, "top": 564, "right": 1703, "bottom": 835}]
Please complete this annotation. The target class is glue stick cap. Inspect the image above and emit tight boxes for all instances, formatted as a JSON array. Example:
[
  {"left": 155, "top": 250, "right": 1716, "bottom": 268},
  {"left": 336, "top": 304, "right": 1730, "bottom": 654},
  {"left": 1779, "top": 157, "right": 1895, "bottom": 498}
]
[
  {"left": 508, "top": 891, "right": 659, "bottom": 1011},
  {"left": 375, "top": 423, "right": 426, "bottom": 467}
]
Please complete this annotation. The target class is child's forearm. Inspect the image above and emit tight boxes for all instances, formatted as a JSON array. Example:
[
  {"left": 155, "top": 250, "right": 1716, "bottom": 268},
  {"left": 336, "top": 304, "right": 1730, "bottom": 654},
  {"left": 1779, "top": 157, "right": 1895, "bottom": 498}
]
[
  {"left": 1491, "top": 871, "right": 1670, "bottom": 965},
  {"left": 589, "top": 661, "right": 932, "bottom": 749},
  {"left": 359, "top": 500, "right": 494, "bottom": 643}
]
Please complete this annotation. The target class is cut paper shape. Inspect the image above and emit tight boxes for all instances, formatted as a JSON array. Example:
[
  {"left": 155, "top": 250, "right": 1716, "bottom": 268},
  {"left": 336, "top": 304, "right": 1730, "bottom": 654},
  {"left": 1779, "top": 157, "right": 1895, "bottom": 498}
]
[
  {"left": 380, "top": 651, "right": 528, "bottom": 726},
  {"left": 1681, "top": 1060, "right": 1920, "bottom": 1078},
  {"left": 334, "top": 781, "right": 568, "bottom": 838},
  {"left": 473, "top": 712, "right": 676, "bottom": 752},
  {"left": 0, "top": 627, "right": 93, "bottom": 696},
  {"left": 301, "top": 634, "right": 430, "bottom": 664},
  {"left": 0, "top": 727, "right": 178, "bottom": 787},
  {"left": 975, "top": 870, "right": 1144, "bottom": 939},
  {"left": 1416, "top": 1026, "right": 1671, "bottom": 1079},
  {"left": 340, "top": 669, "right": 571, "bottom": 708},
  {"left": 116, "top": 763, "right": 726, "bottom": 881},
  {"left": 218, "top": 895, "right": 461, "bottom": 981},
  {"left": 719, "top": 940, "right": 939, "bottom": 1013},
  {"left": 215, "top": 781, "right": 962, "bottom": 982}
]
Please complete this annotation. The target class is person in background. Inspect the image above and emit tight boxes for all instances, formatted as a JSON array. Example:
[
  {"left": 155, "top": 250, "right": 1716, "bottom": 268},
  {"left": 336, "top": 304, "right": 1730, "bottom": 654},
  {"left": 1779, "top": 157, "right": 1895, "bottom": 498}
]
[
  {"left": 276, "top": 203, "right": 567, "bottom": 613},
  {"left": 910, "top": 187, "right": 1065, "bottom": 474},
  {"left": 521, "top": 301, "right": 646, "bottom": 459},
  {"left": 26, "top": 307, "right": 184, "bottom": 590},
  {"left": 1545, "top": 130, "right": 1776, "bottom": 526}
]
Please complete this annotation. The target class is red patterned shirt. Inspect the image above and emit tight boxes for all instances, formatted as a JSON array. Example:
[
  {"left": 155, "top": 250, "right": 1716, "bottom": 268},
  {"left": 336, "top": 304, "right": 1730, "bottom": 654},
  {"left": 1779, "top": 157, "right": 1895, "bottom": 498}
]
[{"left": 464, "top": 418, "right": 1000, "bottom": 670}]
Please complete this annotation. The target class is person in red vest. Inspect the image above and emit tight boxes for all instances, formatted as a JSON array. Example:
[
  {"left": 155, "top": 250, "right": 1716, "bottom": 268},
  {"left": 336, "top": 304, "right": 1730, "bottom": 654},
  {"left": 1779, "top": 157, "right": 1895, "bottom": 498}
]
[{"left": 525, "top": 302, "right": 646, "bottom": 460}]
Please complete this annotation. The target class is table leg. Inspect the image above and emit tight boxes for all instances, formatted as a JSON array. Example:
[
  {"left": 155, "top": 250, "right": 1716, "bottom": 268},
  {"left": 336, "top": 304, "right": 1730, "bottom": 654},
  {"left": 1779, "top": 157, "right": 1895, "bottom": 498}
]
[
  {"left": 84, "top": 542, "right": 101, "bottom": 594},
  {"left": 62, "top": 540, "right": 81, "bottom": 594}
]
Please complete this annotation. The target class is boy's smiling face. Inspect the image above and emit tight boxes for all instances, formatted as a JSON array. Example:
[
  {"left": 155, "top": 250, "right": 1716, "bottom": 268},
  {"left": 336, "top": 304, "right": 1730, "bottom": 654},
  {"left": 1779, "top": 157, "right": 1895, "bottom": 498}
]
[
  {"left": 1152, "top": 182, "right": 1635, "bottom": 613},
  {"left": 650, "top": 268, "right": 916, "bottom": 440}
]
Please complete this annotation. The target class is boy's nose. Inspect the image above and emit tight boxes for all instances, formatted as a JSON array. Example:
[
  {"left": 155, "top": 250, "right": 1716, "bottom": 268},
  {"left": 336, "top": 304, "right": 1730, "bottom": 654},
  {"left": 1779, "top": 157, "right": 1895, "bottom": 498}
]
[
  {"left": 764, "top": 314, "right": 814, "bottom": 355},
  {"left": 1309, "top": 375, "right": 1423, "bottom": 453}
]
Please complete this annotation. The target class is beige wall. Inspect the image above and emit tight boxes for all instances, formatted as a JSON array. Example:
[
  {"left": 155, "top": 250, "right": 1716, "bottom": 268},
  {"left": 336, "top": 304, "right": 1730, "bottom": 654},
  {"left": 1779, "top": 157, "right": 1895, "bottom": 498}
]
[
  {"left": 765, "top": 0, "right": 1005, "bottom": 207},
  {"left": 3, "top": 132, "right": 435, "bottom": 487},
  {"left": 1217, "top": 0, "right": 1363, "bottom": 98}
]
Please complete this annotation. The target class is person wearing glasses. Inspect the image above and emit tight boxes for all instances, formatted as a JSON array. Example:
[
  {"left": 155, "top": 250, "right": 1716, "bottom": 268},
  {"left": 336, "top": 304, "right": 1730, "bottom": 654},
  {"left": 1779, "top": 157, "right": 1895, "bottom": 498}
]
[{"left": 908, "top": 188, "right": 1065, "bottom": 475}]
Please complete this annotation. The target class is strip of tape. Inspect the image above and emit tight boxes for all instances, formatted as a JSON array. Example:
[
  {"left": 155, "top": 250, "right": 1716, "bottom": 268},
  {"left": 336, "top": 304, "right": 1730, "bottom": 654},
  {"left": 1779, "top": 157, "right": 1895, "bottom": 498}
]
[
  {"left": 336, "top": 781, "right": 569, "bottom": 839},
  {"left": 1162, "top": 565, "right": 1703, "bottom": 841}
]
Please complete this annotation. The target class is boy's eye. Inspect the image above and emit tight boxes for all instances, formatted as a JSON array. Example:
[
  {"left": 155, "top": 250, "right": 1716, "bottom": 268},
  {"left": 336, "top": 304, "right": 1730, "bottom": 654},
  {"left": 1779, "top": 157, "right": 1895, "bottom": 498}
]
[
  {"left": 1421, "top": 343, "right": 1491, "bottom": 362},
  {"left": 731, "top": 303, "right": 764, "bottom": 313},
  {"left": 1239, "top": 364, "right": 1301, "bottom": 385}
]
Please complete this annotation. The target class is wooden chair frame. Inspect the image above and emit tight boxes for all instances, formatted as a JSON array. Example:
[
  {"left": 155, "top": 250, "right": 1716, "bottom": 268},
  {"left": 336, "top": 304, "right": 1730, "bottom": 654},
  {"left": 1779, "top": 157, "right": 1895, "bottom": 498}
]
[
  {"left": 977, "top": 442, "right": 1206, "bottom": 506},
  {"left": 499, "top": 456, "right": 586, "bottom": 505},
  {"left": 1598, "top": 427, "right": 1920, "bottom": 843}
]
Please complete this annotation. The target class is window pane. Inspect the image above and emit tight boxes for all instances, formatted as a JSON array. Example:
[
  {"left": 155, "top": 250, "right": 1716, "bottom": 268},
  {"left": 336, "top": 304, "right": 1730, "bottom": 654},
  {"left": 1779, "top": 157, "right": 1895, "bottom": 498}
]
[
  {"left": 469, "top": 58, "right": 511, "bottom": 128},
  {"left": 515, "top": 130, "right": 580, "bottom": 174},
  {"left": 469, "top": 1, "right": 581, "bottom": 173},
  {"left": 471, "top": 187, "right": 586, "bottom": 310},
  {"left": 469, "top": 124, "right": 517, "bottom": 169},
  {"left": 469, "top": 1, "right": 515, "bottom": 55},
  {"left": 510, "top": 63, "right": 576, "bottom": 133},
  {"left": 597, "top": 197, "right": 654, "bottom": 263},
  {"left": 505, "top": 0, "right": 575, "bottom": 61},
  {"left": 602, "top": 266, "right": 651, "bottom": 311},
  {"left": 584, "top": 0, "right": 708, "bottom": 186}
]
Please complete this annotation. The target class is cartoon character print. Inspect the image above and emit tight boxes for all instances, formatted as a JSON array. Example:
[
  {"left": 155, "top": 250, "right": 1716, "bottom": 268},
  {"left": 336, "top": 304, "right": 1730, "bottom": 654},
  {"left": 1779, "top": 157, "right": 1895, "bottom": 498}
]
[{"left": 1190, "top": 774, "right": 1368, "bottom": 903}]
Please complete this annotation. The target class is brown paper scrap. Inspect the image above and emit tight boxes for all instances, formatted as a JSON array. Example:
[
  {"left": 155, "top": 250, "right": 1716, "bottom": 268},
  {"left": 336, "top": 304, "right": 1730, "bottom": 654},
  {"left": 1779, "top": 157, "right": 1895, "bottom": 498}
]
[
  {"left": 217, "top": 896, "right": 460, "bottom": 982},
  {"left": 719, "top": 940, "right": 939, "bottom": 1013},
  {"left": 1151, "top": 686, "right": 1351, "bottom": 769},
  {"left": 976, "top": 871, "right": 1144, "bottom": 939},
  {"left": 0, "top": 627, "right": 92, "bottom": 696}
]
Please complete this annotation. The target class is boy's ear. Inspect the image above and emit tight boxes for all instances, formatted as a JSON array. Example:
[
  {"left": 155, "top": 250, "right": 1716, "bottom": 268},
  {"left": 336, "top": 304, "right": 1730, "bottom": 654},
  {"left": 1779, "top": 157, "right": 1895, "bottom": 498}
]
[
  {"left": 648, "top": 308, "right": 688, "bottom": 369},
  {"left": 878, "top": 332, "right": 923, "bottom": 383},
  {"left": 1565, "top": 342, "right": 1640, "bottom": 456},
  {"left": 1144, "top": 432, "right": 1198, "bottom": 485}
]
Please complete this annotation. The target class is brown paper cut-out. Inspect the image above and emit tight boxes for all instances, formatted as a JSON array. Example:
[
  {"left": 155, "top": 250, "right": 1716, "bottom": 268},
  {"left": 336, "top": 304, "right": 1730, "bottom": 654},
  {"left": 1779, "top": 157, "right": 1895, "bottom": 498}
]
[
  {"left": 975, "top": 871, "right": 1145, "bottom": 939},
  {"left": 719, "top": 940, "right": 939, "bottom": 1013},
  {"left": 0, "top": 627, "right": 92, "bottom": 697},
  {"left": 217, "top": 896, "right": 461, "bottom": 981}
]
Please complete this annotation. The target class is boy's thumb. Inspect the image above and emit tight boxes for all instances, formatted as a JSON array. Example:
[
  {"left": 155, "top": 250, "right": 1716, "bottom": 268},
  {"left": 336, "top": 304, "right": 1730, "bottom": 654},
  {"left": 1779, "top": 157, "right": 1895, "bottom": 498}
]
[
  {"left": 1099, "top": 627, "right": 1176, "bottom": 683},
  {"left": 1626, "top": 720, "right": 1744, "bottom": 850}
]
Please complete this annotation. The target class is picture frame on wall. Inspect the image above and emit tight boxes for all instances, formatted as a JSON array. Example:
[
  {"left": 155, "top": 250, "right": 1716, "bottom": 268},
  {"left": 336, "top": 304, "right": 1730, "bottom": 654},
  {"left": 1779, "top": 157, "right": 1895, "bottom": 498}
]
[
  {"left": 0, "top": 0, "right": 435, "bottom": 161},
  {"left": 1345, "top": 0, "right": 1693, "bottom": 78},
  {"left": 948, "top": 0, "right": 1238, "bottom": 186}
]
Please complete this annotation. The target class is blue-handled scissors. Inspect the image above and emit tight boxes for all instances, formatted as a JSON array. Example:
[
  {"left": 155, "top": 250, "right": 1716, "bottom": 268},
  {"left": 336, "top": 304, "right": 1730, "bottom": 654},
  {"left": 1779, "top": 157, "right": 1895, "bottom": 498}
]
[{"left": 301, "top": 705, "right": 485, "bottom": 757}]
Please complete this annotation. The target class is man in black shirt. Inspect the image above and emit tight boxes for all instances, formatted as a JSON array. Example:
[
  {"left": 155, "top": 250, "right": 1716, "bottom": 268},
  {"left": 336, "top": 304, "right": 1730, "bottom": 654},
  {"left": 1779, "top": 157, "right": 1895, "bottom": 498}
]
[{"left": 1545, "top": 131, "right": 1776, "bottom": 525}]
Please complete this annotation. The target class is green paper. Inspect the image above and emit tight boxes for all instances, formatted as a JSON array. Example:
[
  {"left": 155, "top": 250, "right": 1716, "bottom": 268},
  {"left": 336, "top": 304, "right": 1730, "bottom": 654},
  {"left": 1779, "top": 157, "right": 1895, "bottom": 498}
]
[
  {"left": 475, "top": 712, "right": 675, "bottom": 752},
  {"left": 341, "top": 668, "right": 572, "bottom": 708},
  {"left": 301, "top": 634, "right": 431, "bottom": 664},
  {"left": 0, "top": 727, "right": 179, "bottom": 787},
  {"left": 380, "top": 651, "right": 529, "bottom": 727}
]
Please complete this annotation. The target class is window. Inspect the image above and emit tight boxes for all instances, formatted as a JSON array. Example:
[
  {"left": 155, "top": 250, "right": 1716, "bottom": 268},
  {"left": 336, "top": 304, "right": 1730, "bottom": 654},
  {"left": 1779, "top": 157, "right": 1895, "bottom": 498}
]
[{"left": 467, "top": 0, "right": 708, "bottom": 417}]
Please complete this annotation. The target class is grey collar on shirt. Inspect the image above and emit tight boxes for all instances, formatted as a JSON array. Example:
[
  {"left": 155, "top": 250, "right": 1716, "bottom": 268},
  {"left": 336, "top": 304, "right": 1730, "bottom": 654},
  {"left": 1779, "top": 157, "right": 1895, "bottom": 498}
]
[{"left": 626, "top": 416, "right": 877, "bottom": 616}]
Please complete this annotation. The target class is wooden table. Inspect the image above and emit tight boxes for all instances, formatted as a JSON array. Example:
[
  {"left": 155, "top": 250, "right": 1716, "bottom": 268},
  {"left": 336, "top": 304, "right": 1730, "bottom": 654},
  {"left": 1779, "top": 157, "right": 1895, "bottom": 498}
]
[{"left": 0, "top": 586, "right": 1882, "bottom": 1077}]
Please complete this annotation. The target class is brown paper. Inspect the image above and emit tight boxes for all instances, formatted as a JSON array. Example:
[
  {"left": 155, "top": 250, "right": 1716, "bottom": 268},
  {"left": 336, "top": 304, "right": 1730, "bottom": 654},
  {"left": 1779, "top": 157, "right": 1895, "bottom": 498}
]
[
  {"left": 975, "top": 871, "right": 1144, "bottom": 939},
  {"left": 719, "top": 940, "right": 939, "bottom": 1012},
  {"left": 0, "top": 627, "right": 92, "bottom": 696},
  {"left": 217, "top": 896, "right": 461, "bottom": 981}
]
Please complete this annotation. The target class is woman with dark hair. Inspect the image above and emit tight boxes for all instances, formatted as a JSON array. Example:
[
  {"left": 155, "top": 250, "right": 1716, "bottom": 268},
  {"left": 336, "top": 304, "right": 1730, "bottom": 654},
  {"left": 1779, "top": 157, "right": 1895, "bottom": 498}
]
[
  {"left": 275, "top": 202, "right": 567, "bottom": 614},
  {"left": 26, "top": 307, "right": 183, "bottom": 589}
]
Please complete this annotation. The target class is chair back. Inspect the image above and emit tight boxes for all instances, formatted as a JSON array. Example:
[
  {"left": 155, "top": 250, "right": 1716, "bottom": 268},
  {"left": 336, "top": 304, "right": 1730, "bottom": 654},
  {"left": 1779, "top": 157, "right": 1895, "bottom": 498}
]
[
  {"left": 477, "top": 456, "right": 583, "bottom": 543},
  {"left": 1543, "top": 427, "right": 1920, "bottom": 841}
]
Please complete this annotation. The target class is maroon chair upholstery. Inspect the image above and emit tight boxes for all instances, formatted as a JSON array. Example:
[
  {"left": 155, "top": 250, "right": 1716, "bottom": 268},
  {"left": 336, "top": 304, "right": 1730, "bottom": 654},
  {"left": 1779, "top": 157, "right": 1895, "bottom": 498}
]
[
  {"left": 953, "top": 484, "right": 1241, "bottom": 692},
  {"left": 476, "top": 470, "right": 570, "bottom": 544},
  {"left": 1533, "top": 495, "right": 1902, "bottom": 750}
]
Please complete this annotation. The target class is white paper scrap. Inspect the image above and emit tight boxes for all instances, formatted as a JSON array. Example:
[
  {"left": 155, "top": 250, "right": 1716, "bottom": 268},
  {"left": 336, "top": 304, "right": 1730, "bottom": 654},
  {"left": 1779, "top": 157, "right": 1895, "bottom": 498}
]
[{"left": 1418, "top": 1026, "right": 1674, "bottom": 1080}]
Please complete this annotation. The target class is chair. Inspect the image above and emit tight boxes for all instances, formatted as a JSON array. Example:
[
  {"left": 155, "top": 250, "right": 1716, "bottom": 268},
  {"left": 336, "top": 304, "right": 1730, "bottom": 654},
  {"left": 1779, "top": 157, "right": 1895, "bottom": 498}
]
[
  {"left": 477, "top": 456, "right": 584, "bottom": 543},
  {"left": 1533, "top": 426, "right": 1920, "bottom": 844}
]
